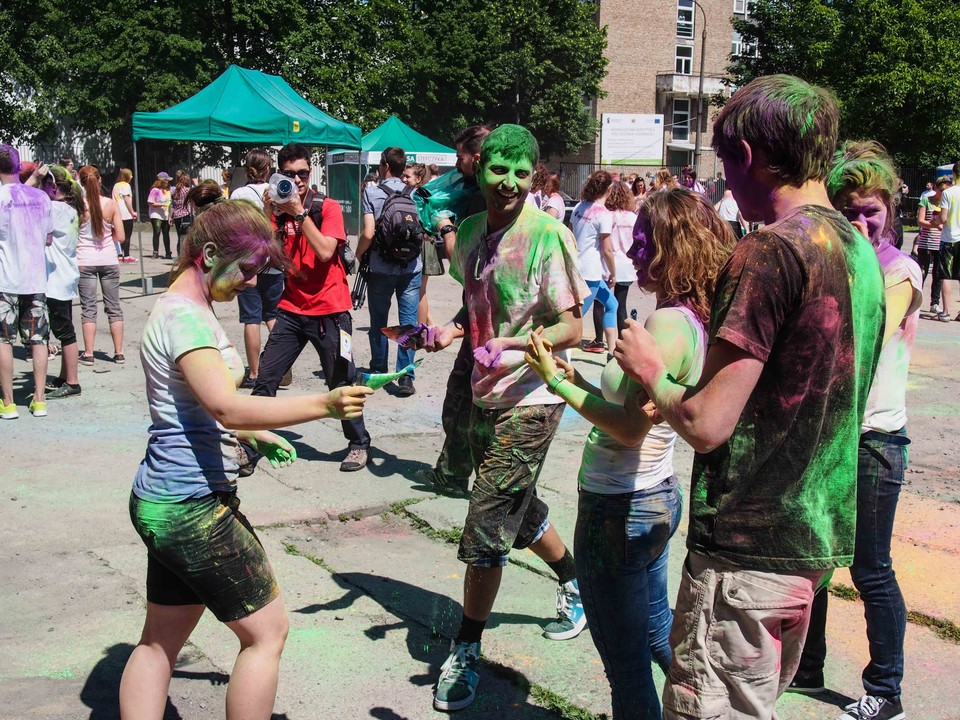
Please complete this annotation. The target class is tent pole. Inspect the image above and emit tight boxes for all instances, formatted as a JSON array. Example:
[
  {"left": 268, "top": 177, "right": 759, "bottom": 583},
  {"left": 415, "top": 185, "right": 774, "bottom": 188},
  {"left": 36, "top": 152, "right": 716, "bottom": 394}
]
[
  {"left": 356, "top": 161, "right": 361, "bottom": 247},
  {"left": 133, "top": 141, "right": 147, "bottom": 295}
]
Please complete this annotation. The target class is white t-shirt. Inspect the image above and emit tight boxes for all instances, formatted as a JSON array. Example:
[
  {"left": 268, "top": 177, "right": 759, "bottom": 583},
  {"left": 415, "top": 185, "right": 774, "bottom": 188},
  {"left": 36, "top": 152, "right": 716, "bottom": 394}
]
[
  {"left": 571, "top": 201, "right": 612, "bottom": 281},
  {"left": 608, "top": 209, "right": 638, "bottom": 282},
  {"left": 45, "top": 202, "right": 80, "bottom": 301},
  {"left": 862, "top": 243, "right": 923, "bottom": 433},
  {"left": 112, "top": 181, "right": 133, "bottom": 220},
  {"left": 541, "top": 193, "right": 565, "bottom": 219},
  {"left": 579, "top": 305, "right": 706, "bottom": 494},
  {"left": 939, "top": 185, "right": 960, "bottom": 244},
  {"left": 231, "top": 182, "right": 269, "bottom": 210},
  {"left": 0, "top": 182, "right": 53, "bottom": 295},
  {"left": 716, "top": 195, "right": 740, "bottom": 222},
  {"left": 77, "top": 196, "right": 119, "bottom": 267},
  {"left": 134, "top": 293, "right": 245, "bottom": 503}
]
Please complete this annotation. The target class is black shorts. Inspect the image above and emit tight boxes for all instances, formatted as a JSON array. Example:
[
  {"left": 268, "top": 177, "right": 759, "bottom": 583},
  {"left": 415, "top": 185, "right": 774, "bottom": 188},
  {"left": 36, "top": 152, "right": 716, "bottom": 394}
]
[
  {"left": 129, "top": 491, "right": 279, "bottom": 622},
  {"left": 939, "top": 242, "right": 960, "bottom": 281},
  {"left": 47, "top": 298, "right": 77, "bottom": 346},
  {"left": 458, "top": 403, "right": 564, "bottom": 566}
]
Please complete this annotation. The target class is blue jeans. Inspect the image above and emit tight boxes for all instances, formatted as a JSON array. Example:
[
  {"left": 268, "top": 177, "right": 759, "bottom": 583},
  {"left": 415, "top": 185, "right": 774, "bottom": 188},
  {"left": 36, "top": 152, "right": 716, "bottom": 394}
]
[
  {"left": 366, "top": 271, "right": 421, "bottom": 375},
  {"left": 575, "top": 477, "right": 682, "bottom": 720},
  {"left": 798, "top": 428, "right": 908, "bottom": 699}
]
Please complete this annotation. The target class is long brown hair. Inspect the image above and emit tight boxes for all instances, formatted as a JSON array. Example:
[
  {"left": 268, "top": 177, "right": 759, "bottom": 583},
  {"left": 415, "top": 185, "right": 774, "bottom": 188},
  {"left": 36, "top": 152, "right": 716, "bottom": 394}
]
[
  {"left": 78, "top": 165, "right": 104, "bottom": 237},
  {"left": 244, "top": 149, "right": 272, "bottom": 183},
  {"left": 641, "top": 187, "right": 735, "bottom": 324},
  {"left": 581, "top": 170, "right": 612, "bottom": 202},
  {"left": 605, "top": 182, "right": 634, "bottom": 212}
]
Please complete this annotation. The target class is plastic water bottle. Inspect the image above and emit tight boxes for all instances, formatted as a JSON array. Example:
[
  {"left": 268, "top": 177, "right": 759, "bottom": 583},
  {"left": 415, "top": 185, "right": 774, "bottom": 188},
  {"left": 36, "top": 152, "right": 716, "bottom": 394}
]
[{"left": 268, "top": 173, "right": 298, "bottom": 203}]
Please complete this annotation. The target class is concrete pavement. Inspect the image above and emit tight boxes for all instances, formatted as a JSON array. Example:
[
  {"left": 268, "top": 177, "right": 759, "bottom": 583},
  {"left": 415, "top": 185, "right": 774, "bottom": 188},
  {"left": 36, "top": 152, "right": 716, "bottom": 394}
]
[{"left": 1, "top": 250, "right": 959, "bottom": 719}]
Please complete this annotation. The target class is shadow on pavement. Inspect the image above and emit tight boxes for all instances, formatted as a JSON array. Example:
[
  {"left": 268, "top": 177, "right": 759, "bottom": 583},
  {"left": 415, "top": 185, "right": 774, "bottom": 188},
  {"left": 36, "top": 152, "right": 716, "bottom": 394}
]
[{"left": 293, "top": 572, "right": 561, "bottom": 719}]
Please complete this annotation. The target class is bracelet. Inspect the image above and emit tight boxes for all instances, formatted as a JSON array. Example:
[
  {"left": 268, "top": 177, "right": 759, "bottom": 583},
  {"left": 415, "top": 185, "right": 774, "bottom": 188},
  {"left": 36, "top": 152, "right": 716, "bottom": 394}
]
[{"left": 547, "top": 371, "right": 567, "bottom": 394}]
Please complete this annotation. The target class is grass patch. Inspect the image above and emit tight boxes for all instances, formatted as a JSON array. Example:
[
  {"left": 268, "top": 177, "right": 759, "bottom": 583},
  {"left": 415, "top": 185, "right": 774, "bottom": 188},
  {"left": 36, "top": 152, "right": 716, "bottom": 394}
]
[
  {"left": 529, "top": 684, "right": 606, "bottom": 720},
  {"left": 830, "top": 582, "right": 960, "bottom": 645},
  {"left": 390, "top": 502, "right": 463, "bottom": 544},
  {"left": 828, "top": 582, "right": 860, "bottom": 602},
  {"left": 508, "top": 556, "right": 556, "bottom": 582},
  {"left": 282, "top": 541, "right": 335, "bottom": 573}
]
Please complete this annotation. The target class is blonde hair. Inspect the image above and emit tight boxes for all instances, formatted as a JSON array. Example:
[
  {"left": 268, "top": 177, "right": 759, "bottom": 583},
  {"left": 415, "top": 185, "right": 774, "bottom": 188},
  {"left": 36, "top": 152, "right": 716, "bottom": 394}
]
[
  {"left": 653, "top": 168, "right": 677, "bottom": 191},
  {"left": 641, "top": 188, "right": 736, "bottom": 324}
]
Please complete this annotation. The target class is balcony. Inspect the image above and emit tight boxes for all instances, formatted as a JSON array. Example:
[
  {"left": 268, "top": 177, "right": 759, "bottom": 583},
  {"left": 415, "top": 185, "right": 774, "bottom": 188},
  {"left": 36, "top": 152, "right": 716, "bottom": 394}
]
[{"left": 656, "top": 72, "right": 728, "bottom": 97}]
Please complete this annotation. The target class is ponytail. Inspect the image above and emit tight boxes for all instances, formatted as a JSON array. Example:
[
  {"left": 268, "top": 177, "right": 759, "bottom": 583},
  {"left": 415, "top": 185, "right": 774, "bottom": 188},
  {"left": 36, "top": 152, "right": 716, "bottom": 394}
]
[
  {"left": 78, "top": 165, "right": 104, "bottom": 237},
  {"left": 50, "top": 165, "right": 84, "bottom": 217}
]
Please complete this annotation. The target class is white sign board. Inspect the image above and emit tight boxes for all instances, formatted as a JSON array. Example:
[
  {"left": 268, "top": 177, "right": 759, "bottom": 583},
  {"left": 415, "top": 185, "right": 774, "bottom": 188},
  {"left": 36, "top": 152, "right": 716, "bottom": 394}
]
[{"left": 600, "top": 114, "right": 664, "bottom": 166}]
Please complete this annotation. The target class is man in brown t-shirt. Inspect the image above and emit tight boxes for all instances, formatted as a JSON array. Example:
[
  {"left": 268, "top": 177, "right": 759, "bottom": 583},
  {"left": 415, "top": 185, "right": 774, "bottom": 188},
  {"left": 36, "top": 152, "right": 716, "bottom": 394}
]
[{"left": 616, "top": 75, "right": 885, "bottom": 719}]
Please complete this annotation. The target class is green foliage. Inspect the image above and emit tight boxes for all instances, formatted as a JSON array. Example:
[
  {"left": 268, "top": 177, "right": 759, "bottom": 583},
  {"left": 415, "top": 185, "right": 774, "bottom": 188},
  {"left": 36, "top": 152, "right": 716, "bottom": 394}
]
[
  {"left": 1, "top": 0, "right": 606, "bottom": 159},
  {"left": 728, "top": 0, "right": 960, "bottom": 166}
]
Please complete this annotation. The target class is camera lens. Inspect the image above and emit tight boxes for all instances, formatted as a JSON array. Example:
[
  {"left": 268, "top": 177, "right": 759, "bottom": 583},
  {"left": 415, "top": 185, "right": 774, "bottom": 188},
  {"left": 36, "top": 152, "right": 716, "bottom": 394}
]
[{"left": 278, "top": 179, "right": 294, "bottom": 197}]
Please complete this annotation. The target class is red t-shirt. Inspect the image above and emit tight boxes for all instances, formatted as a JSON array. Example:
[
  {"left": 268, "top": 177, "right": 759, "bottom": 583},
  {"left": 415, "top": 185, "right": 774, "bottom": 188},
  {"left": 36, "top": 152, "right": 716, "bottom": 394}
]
[{"left": 275, "top": 196, "right": 351, "bottom": 316}]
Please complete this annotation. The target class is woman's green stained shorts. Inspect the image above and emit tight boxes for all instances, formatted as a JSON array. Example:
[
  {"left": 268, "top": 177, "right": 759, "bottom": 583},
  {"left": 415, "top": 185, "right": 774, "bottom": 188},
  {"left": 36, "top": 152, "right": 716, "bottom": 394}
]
[{"left": 129, "top": 491, "right": 279, "bottom": 622}]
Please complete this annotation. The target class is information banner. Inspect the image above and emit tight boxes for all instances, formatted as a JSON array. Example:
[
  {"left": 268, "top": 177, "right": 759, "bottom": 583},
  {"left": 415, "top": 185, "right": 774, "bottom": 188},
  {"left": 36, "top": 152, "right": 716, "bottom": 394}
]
[{"left": 600, "top": 114, "right": 664, "bottom": 166}]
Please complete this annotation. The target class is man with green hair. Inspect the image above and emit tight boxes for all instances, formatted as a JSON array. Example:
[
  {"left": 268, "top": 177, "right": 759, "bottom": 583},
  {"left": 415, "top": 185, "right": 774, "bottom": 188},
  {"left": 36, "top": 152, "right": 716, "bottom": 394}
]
[
  {"left": 424, "top": 124, "right": 589, "bottom": 711},
  {"left": 616, "top": 75, "right": 885, "bottom": 719}
]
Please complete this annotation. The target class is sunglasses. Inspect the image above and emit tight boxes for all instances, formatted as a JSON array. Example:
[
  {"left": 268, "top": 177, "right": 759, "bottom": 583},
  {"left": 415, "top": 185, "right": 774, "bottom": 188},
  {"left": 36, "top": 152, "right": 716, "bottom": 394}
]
[{"left": 281, "top": 169, "right": 311, "bottom": 181}]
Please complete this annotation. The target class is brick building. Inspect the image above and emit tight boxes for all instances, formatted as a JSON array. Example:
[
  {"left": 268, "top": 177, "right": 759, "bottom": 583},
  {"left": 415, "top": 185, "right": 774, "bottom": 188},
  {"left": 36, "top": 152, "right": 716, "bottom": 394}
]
[{"left": 563, "top": 0, "right": 754, "bottom": 182}]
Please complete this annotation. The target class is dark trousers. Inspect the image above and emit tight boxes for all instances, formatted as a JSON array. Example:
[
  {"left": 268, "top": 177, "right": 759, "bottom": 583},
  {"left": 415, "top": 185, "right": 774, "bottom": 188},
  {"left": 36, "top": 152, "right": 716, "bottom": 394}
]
[
  {"left": 151, "top": 218, "right": 171, "bottom": 256},
  {"left": 916, "top": 247, "right": 940, "bottom": 306},
  {"left": 121, "top": 219, "right": 133, "bottom": 257},
  {"left": 434, "top": 336, "right": 475, "bottom": 480},
  {"left": 593, "top": 281, "right": 631, "bottom": 341},
  {"left": 797, "top": 429, "right": 908, "bottom": 699},
  {"left": 252, "top": 309, "right": 370, "bottom": 451}
]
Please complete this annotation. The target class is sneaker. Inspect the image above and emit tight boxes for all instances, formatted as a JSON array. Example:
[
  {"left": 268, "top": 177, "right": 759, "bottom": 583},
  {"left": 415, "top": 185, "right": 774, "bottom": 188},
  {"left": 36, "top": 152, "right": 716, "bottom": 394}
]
[
  {"left": 434, "top": 640, "right": 480, "bottom": 712},
  {"left": 28, "top": 400, "right": 47, "bottom": 417},
  {"left": 113, "top": 353, "right": 125, "bottom": 365},
  {"left": 152, "top": 252, "right": 159, "bottom": 259},
  {"left": 47, "top": 383, "right": 81, "bottom": 399},
  {"left": 929, "top": 302, "right": 940, "bottom": 314},
  {"left": 838, "top": 694, "right": 905, "bottom": 720},
  {"left": 279, "top": 368, "right": 293, "bottom": 387},
  {"left": 416, "top": 467, "right": 470, "bottom": 495},
  {"left": 581, "top": 339, "right": 605, "bottom": 354},
  {"left": 339, "top": 447, "right": 368, "bottom": 472},
  {"left": 124, "top": 255, "right": 138, "bottom": 263},
  {"left": 543, "top": 579, "right": 587, "bottom": 640},
  {"left": 79, "top": 353, "right": 94, "bottom": 366},
  {"left": 239, "top": 374, "right": 257, "bottom": 390},
  {"left": 936, "top": 312, "right": 952, "bottom": 322},
  {"left": 0, "top": 402, "right": 18, "bottom": 420},
  {"left": 395, "top": 374, "right": 416, "bottom": 397},
  {"left": 785, "top": 671, "right": 825, "bottom": 695}
]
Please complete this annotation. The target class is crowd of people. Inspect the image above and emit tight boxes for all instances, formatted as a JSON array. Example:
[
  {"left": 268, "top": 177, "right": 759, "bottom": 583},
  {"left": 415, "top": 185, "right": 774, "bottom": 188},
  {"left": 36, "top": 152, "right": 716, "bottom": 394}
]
[{"left": 1, "top": 70, "right": 956, "bottom": 720}]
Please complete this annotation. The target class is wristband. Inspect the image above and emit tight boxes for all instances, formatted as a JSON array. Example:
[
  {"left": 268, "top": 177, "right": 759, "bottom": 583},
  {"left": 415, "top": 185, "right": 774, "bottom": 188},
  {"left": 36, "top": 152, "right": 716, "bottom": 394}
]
[
  {"left": 439, "top": 224, "right": 456, "bottom": 236},
  {"left": 546, "top": 370, "right": 567, "bottom": 394}
]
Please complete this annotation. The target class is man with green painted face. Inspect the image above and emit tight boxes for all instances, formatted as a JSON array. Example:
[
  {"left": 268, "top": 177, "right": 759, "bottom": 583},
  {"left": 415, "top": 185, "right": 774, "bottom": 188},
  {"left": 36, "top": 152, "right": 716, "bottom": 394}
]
[{"left": 424, "top": 124, "right": 590, "bottom": 712}]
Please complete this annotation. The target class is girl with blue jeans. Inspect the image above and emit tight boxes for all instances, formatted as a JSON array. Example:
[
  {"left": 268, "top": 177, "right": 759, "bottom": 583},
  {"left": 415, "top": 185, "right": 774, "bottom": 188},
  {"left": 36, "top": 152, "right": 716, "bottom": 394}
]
[{"left": 526, "top": 188, "right": 736, "bottom": 719}]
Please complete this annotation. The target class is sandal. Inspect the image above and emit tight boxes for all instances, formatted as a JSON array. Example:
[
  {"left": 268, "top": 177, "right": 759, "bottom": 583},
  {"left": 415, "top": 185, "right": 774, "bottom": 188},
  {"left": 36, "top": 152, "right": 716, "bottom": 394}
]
[{"left": 48, "top": 343, "right": 60, "bottom": 357}]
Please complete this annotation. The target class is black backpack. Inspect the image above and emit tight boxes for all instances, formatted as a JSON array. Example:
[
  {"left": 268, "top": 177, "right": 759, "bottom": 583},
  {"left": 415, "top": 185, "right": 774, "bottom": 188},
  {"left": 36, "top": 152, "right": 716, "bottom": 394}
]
[{"left": 374, "top": 182, "right": 424, "bottom": 266}]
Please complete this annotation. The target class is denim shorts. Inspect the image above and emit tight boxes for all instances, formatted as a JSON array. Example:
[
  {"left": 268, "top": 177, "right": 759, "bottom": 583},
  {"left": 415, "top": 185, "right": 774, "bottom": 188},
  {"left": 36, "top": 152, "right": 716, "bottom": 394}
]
[
  {"left": 237, "top": 272, "right": 284, "bottom": 325},
  {"left": 0, "top": 293, "right": 49, "bottom": 345},
  {"left": 129, "top": 491, "right": 279, "bottom": 622},
  {"left": 458, "top": 403, "right": 564, "bottom": 566}
]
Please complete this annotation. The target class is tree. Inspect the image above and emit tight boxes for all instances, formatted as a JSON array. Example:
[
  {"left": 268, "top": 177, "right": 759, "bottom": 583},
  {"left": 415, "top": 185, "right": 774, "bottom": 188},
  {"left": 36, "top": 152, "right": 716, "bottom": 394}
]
[
  {"left": 729, "top": 0, "right": 960, "bottom": 166},
  {"left": 1, "top": 0, "right": 606, "bottom": 161}
]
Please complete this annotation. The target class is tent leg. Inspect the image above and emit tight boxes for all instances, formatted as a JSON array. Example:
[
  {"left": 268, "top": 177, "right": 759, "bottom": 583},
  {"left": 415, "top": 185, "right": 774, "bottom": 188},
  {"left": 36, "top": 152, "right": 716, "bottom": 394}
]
[{"left": 133, "top": 142, "right": 148, "bottom": 295}]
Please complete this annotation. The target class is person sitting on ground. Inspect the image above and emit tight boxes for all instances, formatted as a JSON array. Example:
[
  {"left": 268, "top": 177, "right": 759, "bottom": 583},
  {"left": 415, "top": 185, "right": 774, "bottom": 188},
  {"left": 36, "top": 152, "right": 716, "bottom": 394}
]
[
  {"left": 77, "top": 165, "right": 125, "bottom": 367},
  {"left": 614, "top": 74, "right": 886, "bottom": 720},
  {"left": 571, "top": 170, "right": 619, "bottom": 357},
  {"left": 525, "top": 187, "right": 734, "bottom": 720},
  {"left": 790, "top": 140, "right": 922, "bottom": 720},
  {"left": 45, "top": 165, "right": 84, "bottom": 399},
  {"left": 424, "top": 123, "right": 590, "bottom": 712},
  {"left": 118, "top": 186, "right": 372, "bottom": 720}
]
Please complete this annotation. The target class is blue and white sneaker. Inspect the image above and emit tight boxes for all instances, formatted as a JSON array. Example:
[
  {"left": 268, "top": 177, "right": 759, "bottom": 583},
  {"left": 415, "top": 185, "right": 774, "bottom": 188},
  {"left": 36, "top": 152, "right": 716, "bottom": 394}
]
[
  {"left": 543, "top": 579, "right": 587, "bottom": 640},
  {"left": 434, "top": 640, "right": 481, "bottom": 711}
]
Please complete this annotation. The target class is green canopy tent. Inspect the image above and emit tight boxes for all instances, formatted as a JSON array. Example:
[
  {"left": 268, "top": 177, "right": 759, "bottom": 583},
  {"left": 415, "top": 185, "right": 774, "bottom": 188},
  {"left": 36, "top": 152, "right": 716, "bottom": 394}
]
[
  {"left": 130, "top": 65, "right": 362, "bottom": 292},
  {"left": 326, "top": 115, "right": 457, "bottom": 234}
]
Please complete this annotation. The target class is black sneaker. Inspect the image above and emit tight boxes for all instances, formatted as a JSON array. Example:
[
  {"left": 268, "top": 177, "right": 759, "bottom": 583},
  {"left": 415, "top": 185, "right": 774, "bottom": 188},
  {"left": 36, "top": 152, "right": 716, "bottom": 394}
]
[
  {"left": 785, "top": 671, "right": 825, "bottom": 695},
  {"left": 239, "top": 374, "right": 257, "bottom": 390},
  {"left": 395, "top": 375, "right": 416, "bottom": 397},
  {"left": 838, "top": 695, "right": 905, "bottom": 720}
]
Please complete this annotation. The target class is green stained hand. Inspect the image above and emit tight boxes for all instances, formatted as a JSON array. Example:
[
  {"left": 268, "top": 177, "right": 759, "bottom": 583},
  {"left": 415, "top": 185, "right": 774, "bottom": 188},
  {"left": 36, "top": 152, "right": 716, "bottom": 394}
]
[
  {"left": 248, "top": 430, "right": 298, "bottom": 468},
  {"left": 358, "top": 359, "right": 423, "bottom": 390}
]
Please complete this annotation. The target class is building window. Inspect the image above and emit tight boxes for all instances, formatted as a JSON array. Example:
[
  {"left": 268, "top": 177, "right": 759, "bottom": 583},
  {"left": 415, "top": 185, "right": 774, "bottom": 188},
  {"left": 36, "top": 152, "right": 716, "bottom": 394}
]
[
  {"left": 733, "top": 0, "right": 746, "bottom": 13},
  {"left": 676, "top": 45, "right": 693, "bottom": 75},
  {"left": 673, "top": 99, "right": 690, "bottom": 142},
  {"left": 732, "top": 29, "right": 742, "bottom": 56},
  {"left": 746, "top": 0, "right": 756, "bottom": 16},
  {"left": 677, "top": 0, "right": 694, "bottom": 38}
]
